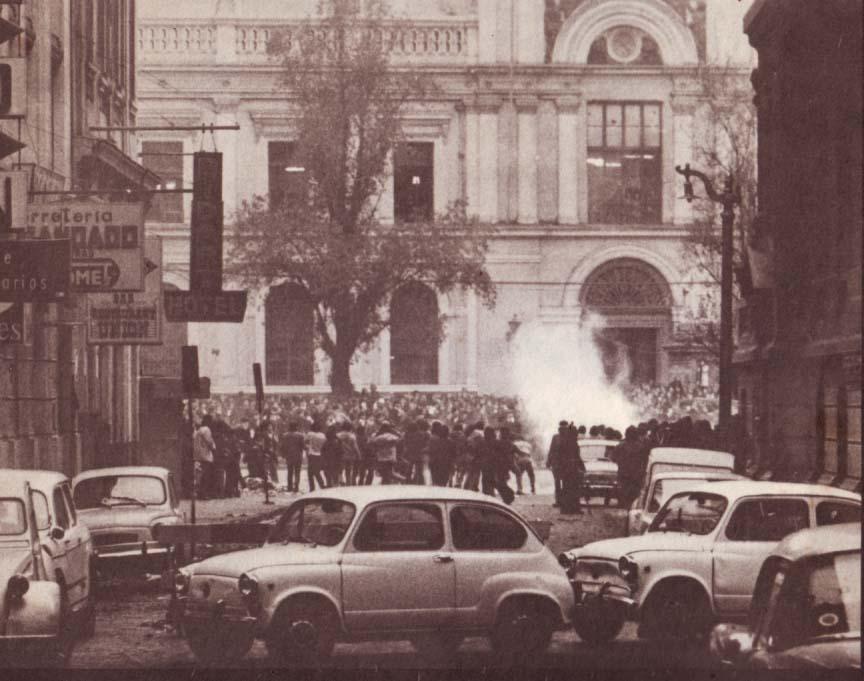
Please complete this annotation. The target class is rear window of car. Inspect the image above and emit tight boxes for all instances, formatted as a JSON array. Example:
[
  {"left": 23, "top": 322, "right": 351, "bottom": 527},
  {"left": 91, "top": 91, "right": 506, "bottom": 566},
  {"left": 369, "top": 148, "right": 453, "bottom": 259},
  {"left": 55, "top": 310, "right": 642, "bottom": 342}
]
[
  {"left": 450, "top": 505, "right": 527, "bottom": 550},
  {"left": 725, "top": 498, "right": 810, "bottom": 542},
  {"left": 0, "top": 499, "right": 26, "bottom": 535},
  {"left": 74, "top": 475, "right": 166, "bottom": 509},
  {"left": 815, "top": 500, "right": 861, "bottom": 526}
]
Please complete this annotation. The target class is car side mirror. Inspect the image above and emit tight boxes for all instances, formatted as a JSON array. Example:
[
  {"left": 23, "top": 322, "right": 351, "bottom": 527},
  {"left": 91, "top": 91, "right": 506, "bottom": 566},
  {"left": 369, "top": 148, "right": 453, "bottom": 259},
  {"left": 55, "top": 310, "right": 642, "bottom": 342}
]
[
  {"left": 710, "top": 624, "right": 753, "bottom": 665},
  {"left": 50, "top": 526, "right": 65, "bottom": 541}
]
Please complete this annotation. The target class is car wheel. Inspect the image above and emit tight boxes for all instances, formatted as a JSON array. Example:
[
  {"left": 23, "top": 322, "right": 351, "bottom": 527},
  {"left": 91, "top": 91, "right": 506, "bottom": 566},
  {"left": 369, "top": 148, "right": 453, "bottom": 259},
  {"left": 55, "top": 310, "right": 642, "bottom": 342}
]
[
  {"left": 491, "top": 598, "right": 554, "bottom": 666},
  {"left": 573, "top": 601, "right": 625, "bottom": 645},
  {"left": 185, "top": 624, "right": 253, "bottom": 666},
  {"left": 411, "top": 631, "right": 464, "bottom": 659},
  {"left": 266, "top": 597, "right": 339, "bottom": 666},
  {"left": 643, "top": 582, "right": 712, "bottom": 641}
]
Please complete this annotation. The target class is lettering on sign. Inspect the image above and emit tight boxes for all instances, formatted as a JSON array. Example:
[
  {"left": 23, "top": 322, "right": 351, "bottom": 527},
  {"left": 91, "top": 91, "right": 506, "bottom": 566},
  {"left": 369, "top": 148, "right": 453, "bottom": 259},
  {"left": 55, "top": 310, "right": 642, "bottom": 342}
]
[
  {"left": 163, "top": 290, "right": 248, "bottom": 323},
  {"left": 0, "top": 239, "right": 71, "bottom": 302},
  {"left": 27, "top": 203, "right": 144, "bottom": 292},
  {"left": 0, "top": 302, "right": 23, "bottom": 344}
]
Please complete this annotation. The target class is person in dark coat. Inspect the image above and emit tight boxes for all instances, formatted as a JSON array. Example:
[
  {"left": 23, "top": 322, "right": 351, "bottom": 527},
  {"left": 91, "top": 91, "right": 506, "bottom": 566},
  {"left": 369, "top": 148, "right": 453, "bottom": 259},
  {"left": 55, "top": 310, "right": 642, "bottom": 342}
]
[
  {"left": 559, "top": 424, "right": 585, "bottom": 514},
  {"left": 280, "top": 421, "right": 305, "bottom": 493},
  {"left": 321, "top": 425, "right": 344, "bottom": 487},
  {"left": 610, "top": 426, "right": 644, "bottom": 507},
  {"left": 546, "top": 420, "right": 569, "bottom": 507},
  {"left": 428, "top": 422, "right": 455, "bottom": 486}
]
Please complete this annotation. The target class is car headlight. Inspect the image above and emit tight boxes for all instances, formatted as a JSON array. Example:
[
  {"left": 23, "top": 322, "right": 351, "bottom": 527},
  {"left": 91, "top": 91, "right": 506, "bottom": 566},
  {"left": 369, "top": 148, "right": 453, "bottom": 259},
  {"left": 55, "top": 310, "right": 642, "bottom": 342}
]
[
  {"left": 173, "top": 569, "right": 191, "bottom": 596},
  {"left": 238, "top": 573, "right": 261, "bottom": 615},
  {"left": 6, "top": 574, "right": 29, "bottom": 602},
  {"left": 618, "top": 556, "right": 639, "bottom": 584},
  {"left": 558, "top": 552, "right": 572, "bottom": 569}
]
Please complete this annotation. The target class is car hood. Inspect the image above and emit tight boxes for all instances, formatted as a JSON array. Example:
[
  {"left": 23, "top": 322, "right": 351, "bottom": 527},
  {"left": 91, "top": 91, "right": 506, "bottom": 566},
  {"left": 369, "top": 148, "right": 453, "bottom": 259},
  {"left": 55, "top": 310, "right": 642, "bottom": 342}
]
[
  {"left": 190, "top": 543, "right": 339, "bottom": 578},
  {"left": 755, "top": 637, "right": 861, "bottom": 669},
  {"left": 567, "top": 531, "right": 713, "bottom": 559},
  {"left": 585, "top": 460, "right": 617, "bottom": 474},
  {"left": 78, "top": 506, "right": 170, "bottom": 530}
]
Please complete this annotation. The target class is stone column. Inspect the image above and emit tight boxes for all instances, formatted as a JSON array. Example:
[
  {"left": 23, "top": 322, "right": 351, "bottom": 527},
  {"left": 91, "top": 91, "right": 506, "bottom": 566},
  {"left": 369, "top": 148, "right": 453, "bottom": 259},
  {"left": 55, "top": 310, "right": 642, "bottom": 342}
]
[
  {"left": 557, "top": 95, "right": 581, "bottom": 225},
  {"left": 466, "top": 291, "right": 478, "bottom": 389},
  {"left": 516, "top": 96, "right": 539, "bottom": 224},
  {"left": 464, "top": 102, "right": 480, "bottom": 219},
  {"left": 465, "top": 96, "right": 501, "bottom": 223},
  {"left": 498, "top": 99, "right": 518, "bottom": 223},
  {"left": 670, "top": 94, "right": 698, "bottom": 225},
  {"left": 537, "top": 98, "right": 559, "bottom": 223}
]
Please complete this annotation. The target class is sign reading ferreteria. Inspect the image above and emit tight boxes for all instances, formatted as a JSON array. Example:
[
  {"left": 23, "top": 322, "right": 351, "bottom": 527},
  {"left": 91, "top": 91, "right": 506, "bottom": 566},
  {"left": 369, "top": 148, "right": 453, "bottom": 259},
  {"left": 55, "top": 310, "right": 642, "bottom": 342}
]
[
  {"left": 163, "top": 152, "right": 247, "bottom": 323},
  {"left": 0, "top": 238, "right": 71, "bottom": 302},
  {"left": 27, "top": 202, "right": 144, "bottom": 292},
  {"left": 87, "top": 237, "right": 163, "bottom": 345}
]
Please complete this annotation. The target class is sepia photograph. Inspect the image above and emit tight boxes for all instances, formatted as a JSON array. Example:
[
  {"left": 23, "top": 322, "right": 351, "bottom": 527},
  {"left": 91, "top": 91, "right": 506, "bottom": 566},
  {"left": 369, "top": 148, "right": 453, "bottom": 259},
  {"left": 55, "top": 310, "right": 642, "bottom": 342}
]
[{"left": 0, "top": 0, "right": 860, "bottom": 674}]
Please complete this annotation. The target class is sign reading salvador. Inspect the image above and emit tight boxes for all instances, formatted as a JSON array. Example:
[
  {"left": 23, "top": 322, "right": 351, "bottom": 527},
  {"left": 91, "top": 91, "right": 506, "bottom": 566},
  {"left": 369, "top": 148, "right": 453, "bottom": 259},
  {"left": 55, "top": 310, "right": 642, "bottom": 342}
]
[{"left": 27, "top": 202, "right": 145, "bottom": 292}]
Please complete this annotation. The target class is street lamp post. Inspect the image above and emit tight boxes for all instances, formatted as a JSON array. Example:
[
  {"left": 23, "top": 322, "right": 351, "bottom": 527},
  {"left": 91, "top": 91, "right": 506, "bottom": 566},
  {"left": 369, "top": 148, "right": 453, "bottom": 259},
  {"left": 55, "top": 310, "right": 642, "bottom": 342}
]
[{"left": 675, "top": 163, "right": 739, "bottom": 437}]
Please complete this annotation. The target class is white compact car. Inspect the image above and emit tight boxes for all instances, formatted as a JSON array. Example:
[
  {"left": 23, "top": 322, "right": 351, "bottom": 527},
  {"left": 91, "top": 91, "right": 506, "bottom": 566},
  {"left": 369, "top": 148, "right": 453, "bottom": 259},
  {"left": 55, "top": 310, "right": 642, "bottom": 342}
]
[
  {"left": 578, "top": 439, "right": 619, "bottom": 504},
  {"left": 72, "top": 466, "right": 185, "bottom": 577},
  {"left": 175, "top": 486, "right": 574, "bottom": 666},
  {"left": 560, "top": 481, "right": 861, "bottom": 645}
]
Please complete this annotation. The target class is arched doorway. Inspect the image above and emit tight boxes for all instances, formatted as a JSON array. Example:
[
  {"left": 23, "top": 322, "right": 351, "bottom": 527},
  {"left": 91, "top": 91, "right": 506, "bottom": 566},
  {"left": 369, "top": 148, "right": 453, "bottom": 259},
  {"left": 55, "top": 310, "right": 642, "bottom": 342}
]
[
  {"left": 265, "top": 283, "right": 314, "bottom": 386},
  {"left": 390, "top": 282, "right": 439, "bottom": 385},
  {"left": 581, "top": 258, "right": 672, "bottom": 384}
]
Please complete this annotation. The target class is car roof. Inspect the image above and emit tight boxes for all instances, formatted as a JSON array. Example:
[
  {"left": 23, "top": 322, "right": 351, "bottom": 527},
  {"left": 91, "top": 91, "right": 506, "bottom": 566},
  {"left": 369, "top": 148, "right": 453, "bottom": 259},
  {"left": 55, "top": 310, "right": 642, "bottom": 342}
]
[
  {"left": 298, "top": 485, "right": 512, "bottom": 508},
  {"left": 72, "top": 466, "right": 172, "bottom": 484},
  {"left": 580, "top": 439, "right": 619, "bottom": 447},
  {"left": 652, "top": 470, "right": 746, "bottom": 482},
  {"left": 772, "top": 522, "right": 861, "bottom": 561},
  {"left": 0, "top": 469, "right": 69, "bottom": 495},
  {"left": 649, "top": 447, "right": 733, "bottom": 464},
  {"left": 681, "top": 480, "right": 862, "bottom": 502}
]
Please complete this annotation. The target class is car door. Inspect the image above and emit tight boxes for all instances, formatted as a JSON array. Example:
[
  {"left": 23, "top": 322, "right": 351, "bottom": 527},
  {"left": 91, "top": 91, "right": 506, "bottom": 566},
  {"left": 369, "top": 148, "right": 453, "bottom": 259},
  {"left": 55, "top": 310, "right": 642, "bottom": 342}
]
[
  {"left": 447, "top": 503, "right": 532, "bottom": 628},
  {"left": 712, "top": 496, "right": 810, "bottom": 616},
  {"left": 59, "top": 482, "right": 91, "bottom": 607},
  {"left": 341, "top": 502, "right": 455, "bottom": 632}
]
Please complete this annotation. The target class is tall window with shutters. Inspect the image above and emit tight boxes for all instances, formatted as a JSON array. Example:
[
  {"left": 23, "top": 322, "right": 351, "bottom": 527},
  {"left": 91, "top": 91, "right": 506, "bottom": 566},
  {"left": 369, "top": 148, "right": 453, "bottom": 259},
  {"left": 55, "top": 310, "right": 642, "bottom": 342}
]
[{"left": 587, "top": 102, "right": 662, "bottom": 224}]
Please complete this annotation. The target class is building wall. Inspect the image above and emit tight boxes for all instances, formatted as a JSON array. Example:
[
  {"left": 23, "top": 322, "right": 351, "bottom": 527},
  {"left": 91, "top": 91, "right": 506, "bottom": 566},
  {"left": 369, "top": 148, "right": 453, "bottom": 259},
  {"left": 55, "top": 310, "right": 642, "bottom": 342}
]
[
  {"left": 137, "top": 0, "right": 753, "bottom": 396},
  {"left": 741, "top": 0, "right": 862, "bottom": 483},
  {"left": 0, "top": 1, "right": 151, "bottom": 476}
]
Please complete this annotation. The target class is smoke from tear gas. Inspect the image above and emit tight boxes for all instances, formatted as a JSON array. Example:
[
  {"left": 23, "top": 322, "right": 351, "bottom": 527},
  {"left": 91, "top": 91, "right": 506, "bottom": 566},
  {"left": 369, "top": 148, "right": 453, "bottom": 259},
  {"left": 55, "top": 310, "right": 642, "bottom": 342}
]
[{"left": 511, "top": 315, "right": 639, "bottom": 451}]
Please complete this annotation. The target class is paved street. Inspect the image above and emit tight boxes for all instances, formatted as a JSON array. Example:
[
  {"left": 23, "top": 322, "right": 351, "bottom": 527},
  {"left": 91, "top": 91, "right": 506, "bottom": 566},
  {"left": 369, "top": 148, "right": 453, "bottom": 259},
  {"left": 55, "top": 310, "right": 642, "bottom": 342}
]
[{"left": 66, "top": 471, "right": 716, "bottom": 671}]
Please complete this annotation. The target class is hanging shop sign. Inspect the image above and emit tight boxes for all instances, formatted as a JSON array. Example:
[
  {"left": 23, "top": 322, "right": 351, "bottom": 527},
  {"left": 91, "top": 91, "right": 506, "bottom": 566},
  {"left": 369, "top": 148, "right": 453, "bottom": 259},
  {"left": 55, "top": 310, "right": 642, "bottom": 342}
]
[
  {"left": 86, "top": 237, "right": 163, "bottom": 345},
  {"left": 0, "top": 302, "right": 22, "bottom": 343},
  {"left": 27, "top": 202, "right": 145, "bottom": 292},
  {"left": 0, "top": 238, "right": 70, "bottom": 302}
]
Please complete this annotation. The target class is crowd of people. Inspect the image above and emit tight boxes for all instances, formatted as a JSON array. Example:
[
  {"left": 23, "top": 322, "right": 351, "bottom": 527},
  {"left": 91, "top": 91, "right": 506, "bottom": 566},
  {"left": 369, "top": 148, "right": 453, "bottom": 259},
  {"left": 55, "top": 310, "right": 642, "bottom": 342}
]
[
  {"left": 186, "top": 383, "right": 738, "bottom": 505},
  {"left": 624, "top": 380, "right": 720, "bottom": 425}
]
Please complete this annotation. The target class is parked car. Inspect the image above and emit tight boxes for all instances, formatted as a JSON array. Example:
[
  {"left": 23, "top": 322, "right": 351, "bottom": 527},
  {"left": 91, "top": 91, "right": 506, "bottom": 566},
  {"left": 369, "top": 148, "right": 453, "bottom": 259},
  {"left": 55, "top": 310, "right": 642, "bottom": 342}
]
[
  {"left": 174, "top": 486, "right": 574, "bottom": 666},
  {"left": 711, "top": 522, "right": 860, "bottom": 669},
  {"left": 72, "top": 466, "right": 185, "bottom": 577},
  {"left": 0, "top": 470, "right": 95, "bottom": 664},
  {"left": 627, "top": 470, "right": 747, "bottom": 535},
  {"left": 559, "top": 481, "right": 861, "bottom": 645},
  {"left": 578, "top": 439, "right": 619, "bottom": 504}
]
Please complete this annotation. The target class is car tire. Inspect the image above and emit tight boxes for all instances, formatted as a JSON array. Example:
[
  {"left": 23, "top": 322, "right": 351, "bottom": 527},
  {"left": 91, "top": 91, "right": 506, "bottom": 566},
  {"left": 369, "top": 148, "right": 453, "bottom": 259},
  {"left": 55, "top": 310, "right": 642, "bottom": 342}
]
[
  {"left": 185, "top": 624, "right": 253, "bottom": 666},
  {"left": 642, "top": 581, "right": 712, "bottom": 641},
  {"left": 266, "top": 597, "right": 339, "bottom": 666},
  {"left": 573, "top": 602, "right": 626, "bottom": 645},
  {"left": 491, "top": 598, "right": 554, "bottom": 666},
  {"left": 411, "top": 631, "right": 464, "bottom": 659}
]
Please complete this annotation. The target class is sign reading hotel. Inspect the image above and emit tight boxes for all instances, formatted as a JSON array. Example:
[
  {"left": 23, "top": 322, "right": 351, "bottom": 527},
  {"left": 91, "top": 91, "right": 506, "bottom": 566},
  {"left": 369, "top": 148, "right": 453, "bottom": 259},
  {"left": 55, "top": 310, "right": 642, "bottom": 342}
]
[
  {"left": 87, "top": 238, "right": 163, "bottom": 345},
  {"left": 27, "top": 202, "right": 145, "bottom": 292}
]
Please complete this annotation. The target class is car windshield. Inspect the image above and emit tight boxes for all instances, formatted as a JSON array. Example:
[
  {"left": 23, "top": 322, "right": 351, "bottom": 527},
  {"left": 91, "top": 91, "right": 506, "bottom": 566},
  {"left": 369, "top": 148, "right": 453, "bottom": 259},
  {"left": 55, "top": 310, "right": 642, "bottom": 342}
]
[
  {"left": 580, "top": 444, "right": 611, "bottom": 461},
  {"left": 269, "top": 499, "right": 356, "bottom": 547},
  {"left": 74, "top": 476, "right": 166, "bottom": 509},
  {"left": 0, "top": 498, "right": 26, "bottom": 535},
  {"left": 648, "top": 491, "right": 728, "bottom": 535}
]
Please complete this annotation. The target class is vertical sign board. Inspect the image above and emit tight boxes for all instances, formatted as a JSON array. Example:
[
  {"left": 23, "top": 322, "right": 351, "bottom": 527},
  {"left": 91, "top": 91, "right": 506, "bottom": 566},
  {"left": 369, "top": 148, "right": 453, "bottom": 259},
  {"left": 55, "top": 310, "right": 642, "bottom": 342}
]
[
  {"left": 190, "top": 152, "right": 223, "bottom": 292},
  {"left": 86, "top": 237, "right": 163, "bottom": 345},
  {"left": 0, "top": 170, "right": 28, "bottom": 233},
  {"left": 0, "top": 58, "right": 26, "bottom": 117},
  {"left": 27, "top": 202, "right": 145, "bottom": 292}
]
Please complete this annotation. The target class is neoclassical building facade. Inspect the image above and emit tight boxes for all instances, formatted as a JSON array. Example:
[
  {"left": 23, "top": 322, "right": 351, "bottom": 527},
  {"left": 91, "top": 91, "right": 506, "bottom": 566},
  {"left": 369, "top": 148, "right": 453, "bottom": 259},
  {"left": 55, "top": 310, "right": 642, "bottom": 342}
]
[{"left": 136, "top": 0, "right": 753, "bottom": 395}]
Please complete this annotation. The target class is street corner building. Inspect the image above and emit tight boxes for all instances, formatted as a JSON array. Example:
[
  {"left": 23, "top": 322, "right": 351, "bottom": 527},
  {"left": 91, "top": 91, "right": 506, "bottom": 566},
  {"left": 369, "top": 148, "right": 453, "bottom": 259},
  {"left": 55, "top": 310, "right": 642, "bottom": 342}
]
[
  {"left": 136, "top": 0, "right": 755, "bottom": 398},
  {"left": 0, "top": 2, "right": 160, "bottom": 476},
  {"left": 737, "top": 0, "right": 862, "bottom": 491}
]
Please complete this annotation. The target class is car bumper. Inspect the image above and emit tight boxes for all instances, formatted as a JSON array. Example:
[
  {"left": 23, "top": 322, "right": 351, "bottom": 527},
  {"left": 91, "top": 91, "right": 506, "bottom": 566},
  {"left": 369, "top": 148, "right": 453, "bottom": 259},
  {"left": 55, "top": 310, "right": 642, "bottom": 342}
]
[
  {"left": 178, "top": 597, "right": 258, "bottom": 634},
  {"left": 571, "top": 581, "right": 637, "bottom": 615}
]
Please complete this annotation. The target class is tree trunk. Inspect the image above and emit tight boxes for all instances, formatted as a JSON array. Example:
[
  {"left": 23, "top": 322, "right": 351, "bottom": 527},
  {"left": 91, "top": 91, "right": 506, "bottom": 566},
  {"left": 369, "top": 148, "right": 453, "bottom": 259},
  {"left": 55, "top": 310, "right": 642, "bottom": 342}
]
[{"left": 330, "top": 346, "right": 355, "bottom": 396}]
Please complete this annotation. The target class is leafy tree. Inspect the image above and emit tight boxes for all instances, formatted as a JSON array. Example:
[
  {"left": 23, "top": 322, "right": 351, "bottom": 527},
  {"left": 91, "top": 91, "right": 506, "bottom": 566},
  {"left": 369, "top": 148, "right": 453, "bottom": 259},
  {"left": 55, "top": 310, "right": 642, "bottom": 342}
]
[{"left": 228, "top": 0, "right": 494, "bottom": 394}]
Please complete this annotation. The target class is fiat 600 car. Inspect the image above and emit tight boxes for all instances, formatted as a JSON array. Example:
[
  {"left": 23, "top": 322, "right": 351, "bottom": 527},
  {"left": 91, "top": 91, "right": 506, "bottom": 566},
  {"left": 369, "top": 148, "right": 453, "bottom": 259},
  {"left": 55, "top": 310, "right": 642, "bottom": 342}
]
[
  {"left": 174, "top": 486, "right": 574, "bottom": 666},
  {"left": 711, "top": 522, "right": 861, "bottom": 669},
  {"left": 560, "top": 481, "right": 860, "bottom": 644},
  {"left": 72, "top": 466, "right": 185, "bottom": 577},
  {"left": 1, "top": 470, "right": 95, "bottom": 664},
  {"left": 578, "top": 439, "right": 619, "bottom": 504}
]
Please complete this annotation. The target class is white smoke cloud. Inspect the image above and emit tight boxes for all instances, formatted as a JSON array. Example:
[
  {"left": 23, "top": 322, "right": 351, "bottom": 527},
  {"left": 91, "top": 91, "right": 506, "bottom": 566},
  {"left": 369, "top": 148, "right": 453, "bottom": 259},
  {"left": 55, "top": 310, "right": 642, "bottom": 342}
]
[{"left": 511, "top": 314, "right": 639, "bottom": 452}]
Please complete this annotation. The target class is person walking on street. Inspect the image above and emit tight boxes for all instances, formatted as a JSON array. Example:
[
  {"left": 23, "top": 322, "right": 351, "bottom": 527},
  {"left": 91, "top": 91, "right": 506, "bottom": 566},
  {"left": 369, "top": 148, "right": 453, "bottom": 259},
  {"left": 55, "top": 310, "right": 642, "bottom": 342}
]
[
  {"left": 224, "top": 427, "right": 244, "bottom": 497},
  {"left": 280, "top": 421, "right": 305, "bottom": 493},
  {"left": 193, "top": 416, "right": 216, "bottom": 499},
  {"left": 428, "top": 422, "right": 455, "bottom": 486},
  {"left": 610, "top": 426, "right": 643, "bottom": 507},
  {"left": 337, "top": 421, "right": 362, "bottom": 486},
  {"left": 510, "top": 431, "right": 536, "bottom": 495},
  {"left": 559, "top": 424, "right": 585, "bottom": 514},
  {"left": 371, "top": 422, "right": 401, "bottom": 484},
  {"left": 463, "top": 422, "right": 485, "bottom": 491},
  {"left": 546, "top": 421, "right": 568, "bottom": 507},
  {"left": 304, "top": 421, "right": 327, "bottom": 491},
  {"left": 450, "top": 424, "right": 467, "bottom": 487},
  {"left": 322, "top": 425, "right": 344, "bottom": 487},
  {"left": 357, "top": 421, "right": 376, "bottom": 485},
  {"left": 404, "top": 419, "right": 430, "bottom": 485}
]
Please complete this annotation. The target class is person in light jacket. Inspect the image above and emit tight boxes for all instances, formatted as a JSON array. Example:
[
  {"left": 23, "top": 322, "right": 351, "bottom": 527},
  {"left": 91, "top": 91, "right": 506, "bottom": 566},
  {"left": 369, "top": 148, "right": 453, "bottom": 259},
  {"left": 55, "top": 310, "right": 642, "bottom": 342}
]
[{"left": 371, "top": 422, "right": 401, "bottom": 485}]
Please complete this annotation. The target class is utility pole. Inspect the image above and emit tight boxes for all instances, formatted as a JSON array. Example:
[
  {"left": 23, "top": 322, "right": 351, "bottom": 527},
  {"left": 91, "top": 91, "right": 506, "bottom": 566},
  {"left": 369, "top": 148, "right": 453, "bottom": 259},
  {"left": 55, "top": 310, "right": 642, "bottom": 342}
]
[{"left": 675, "top": 163, "right": 739, "bottom": 438}]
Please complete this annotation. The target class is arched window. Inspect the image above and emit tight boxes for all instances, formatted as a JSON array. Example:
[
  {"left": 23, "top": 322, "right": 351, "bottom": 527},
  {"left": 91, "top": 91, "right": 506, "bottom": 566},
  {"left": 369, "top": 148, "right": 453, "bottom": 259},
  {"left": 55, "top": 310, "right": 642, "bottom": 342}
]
[
  {"left": 390, "top": 283, "right": 439, "bottom": 385},
  {"left": 265, "top": 283, "right": 314, "bottom": 386},
  {"left": 582, "top": 258, "right": 671, "bottom": 312},
  {"left": 587, "top": 26, "right": 663, "bottom": 65}
]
